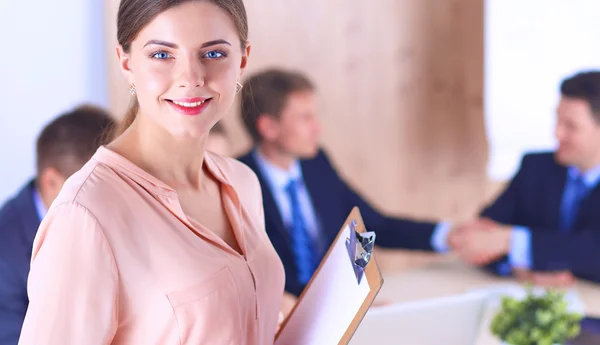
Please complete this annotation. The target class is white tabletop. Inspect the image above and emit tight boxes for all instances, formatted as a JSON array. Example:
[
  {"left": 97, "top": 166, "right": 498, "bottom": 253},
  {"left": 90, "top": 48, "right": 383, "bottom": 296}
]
[
  {"left": 374, "top": 250, "right": 600, "bottom": 317},
  {"left": 369, "top": 250, "right": 600, "bottom": 345}
]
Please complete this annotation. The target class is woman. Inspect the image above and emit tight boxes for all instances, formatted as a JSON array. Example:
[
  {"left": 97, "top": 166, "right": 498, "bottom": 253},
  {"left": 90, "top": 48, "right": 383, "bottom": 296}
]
[{"left": 18, "top": 1, "right": 285, "bottom": 344}]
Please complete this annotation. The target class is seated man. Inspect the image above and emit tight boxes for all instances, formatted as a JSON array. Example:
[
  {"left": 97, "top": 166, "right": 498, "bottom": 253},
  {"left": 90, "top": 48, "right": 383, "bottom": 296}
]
[
  {"left": 237, "top": 68, "right": 454, "bottom": 296},
  {"left": 0, "top": 105, "right": 115, "bottom": 345},
  {"left": 452, "top": 71, "right": 600, "bottom": 285}
]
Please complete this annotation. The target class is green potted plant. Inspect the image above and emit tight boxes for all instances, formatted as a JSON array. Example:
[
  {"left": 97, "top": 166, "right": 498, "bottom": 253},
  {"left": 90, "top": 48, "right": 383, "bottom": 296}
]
[{"left": 490, "top": 287, "right": 583, "bottom": 345}]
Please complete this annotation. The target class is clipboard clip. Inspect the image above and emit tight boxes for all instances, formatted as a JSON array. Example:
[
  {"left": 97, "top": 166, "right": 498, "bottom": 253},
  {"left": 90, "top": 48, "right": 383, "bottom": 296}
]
[{"left": 345, "top": 220, "right": 376, "bottom": 284}]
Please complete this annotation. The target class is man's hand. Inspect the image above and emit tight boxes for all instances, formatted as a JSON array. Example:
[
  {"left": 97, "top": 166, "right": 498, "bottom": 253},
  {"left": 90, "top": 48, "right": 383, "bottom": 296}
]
[
  {"left": 449, "top": 218, "right": 512, "bottom": 265},
  {"left": 448, "top": 220, "right": 578, "bottom": 286},
  {"left": 513, "top": 268, "right": 576, "bottom": 287}
]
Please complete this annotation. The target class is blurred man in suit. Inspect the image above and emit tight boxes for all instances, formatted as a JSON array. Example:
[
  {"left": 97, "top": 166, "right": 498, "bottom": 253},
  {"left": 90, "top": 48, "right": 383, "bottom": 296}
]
[
  {"left": 0, "top": 105, "right": 114, "bottom": 345},
  {"left": 237, "top": 69, "right": 456, "bottom": 296},
  {"left": 451, "top": 71, "right": 600, "bottom": 286}
]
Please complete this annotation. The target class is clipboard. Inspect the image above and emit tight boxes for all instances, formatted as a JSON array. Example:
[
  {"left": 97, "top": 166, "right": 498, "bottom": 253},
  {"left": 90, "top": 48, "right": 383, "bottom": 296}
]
[{"left": 274, "top": 207, "right": 384, "bottom": 345}]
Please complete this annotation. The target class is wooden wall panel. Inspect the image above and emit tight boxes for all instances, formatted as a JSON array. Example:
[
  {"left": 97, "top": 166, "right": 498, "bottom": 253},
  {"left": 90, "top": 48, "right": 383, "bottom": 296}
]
[{"left": 104, "top": 0, "right": 487, "bottom": 223}]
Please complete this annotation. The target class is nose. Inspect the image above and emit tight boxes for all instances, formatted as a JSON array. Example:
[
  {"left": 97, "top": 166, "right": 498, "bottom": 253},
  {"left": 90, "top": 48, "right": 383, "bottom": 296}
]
[{"left": 177, "top": 56, "right": 205, "bottom": 89}]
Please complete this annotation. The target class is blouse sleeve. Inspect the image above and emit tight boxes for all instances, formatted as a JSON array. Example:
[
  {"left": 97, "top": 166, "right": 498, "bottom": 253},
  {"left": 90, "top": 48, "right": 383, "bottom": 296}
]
[{"left": 18, "top": 202, "right": 118, "bottom": 345}]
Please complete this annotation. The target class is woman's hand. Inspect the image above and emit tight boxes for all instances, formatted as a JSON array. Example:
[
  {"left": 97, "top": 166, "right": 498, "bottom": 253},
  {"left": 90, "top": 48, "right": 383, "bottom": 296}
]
[{"left": 276, "top": 291, "right": 298, "bottom": 334}]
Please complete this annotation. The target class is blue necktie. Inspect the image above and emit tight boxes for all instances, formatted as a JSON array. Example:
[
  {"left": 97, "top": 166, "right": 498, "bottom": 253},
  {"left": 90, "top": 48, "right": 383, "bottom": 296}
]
[
  {"left": 560, "top": 175, "right": 588, "bottom": 232},
  {"left": 285, "top": 179, "right": 316, "bottom": 284}
]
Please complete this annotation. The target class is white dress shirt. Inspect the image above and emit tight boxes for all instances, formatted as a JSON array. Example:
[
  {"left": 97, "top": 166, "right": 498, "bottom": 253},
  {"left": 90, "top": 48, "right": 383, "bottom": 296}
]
[{"left": 252, "top": 150, "right": 322, "bottom": 245}]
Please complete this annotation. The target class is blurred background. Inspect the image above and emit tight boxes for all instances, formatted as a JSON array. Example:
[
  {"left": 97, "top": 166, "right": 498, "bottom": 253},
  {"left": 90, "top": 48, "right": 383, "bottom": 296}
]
[
  {"left": 0, "top": 0, "right": 599, "bottom": 226},
  {"left": 3, "top": 1, "right": 600, "bottom": 344}
]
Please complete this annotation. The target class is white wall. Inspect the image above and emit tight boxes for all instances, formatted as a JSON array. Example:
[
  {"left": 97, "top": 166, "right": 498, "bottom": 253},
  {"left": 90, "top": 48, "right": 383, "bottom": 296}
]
[
  {"left": 0, "top": 0, "right": 107, "bottom": 201},
  {"left": 485, "top": 0, "right": 600, "bottom": 181}
]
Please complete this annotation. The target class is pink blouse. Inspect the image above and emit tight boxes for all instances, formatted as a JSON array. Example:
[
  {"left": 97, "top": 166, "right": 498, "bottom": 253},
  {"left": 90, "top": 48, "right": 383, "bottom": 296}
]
[{"left": 18, "top": 147, "right": 285, "bottom": 345}]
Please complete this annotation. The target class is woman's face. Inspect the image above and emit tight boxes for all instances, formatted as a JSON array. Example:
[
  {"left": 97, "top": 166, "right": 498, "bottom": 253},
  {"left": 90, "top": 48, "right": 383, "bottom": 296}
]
[{"left": 117, "top": 1, "right": 249, "bottom": 139}]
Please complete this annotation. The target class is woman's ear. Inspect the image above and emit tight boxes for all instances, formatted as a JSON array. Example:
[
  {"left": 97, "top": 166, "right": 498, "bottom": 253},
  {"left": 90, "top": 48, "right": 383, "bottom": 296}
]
[
  {"left": 116, "top": 44, "right": 135, "bottom": 85},
  {"left": 239, "top": 41, "right": 251, "bottom": 77}
]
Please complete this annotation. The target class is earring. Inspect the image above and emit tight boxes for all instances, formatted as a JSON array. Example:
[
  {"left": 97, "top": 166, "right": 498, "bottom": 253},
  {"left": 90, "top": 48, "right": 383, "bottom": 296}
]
[
  {"left": 235, "top": 81, "right": 243, "bottom": 94},
  {"left": 129, "top": 84, "right": 136, "bottom": 95}
]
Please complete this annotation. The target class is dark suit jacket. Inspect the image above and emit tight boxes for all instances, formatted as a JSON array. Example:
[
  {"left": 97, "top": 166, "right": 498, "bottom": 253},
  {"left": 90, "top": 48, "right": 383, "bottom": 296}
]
[
  {"left": 238, "top": 149, "right": 437, "bottom": 296},
  {"left": 482, "top": 152, "right": 600, "bottom": 282},
  {"left": 0, "top": 180, "right": 40, "bottom": 345}
]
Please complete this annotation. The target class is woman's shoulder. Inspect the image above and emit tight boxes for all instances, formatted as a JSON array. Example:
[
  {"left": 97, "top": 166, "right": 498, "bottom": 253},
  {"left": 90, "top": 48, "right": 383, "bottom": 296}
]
[
  {"left": 205, "top": 152, "right": 262, "bottom": 210},
  {"left": 51, "top": 158, "right": 131, "bottom": 215},
  {"left": 206, "top": 152, "right": 260, "bottom": 189}
]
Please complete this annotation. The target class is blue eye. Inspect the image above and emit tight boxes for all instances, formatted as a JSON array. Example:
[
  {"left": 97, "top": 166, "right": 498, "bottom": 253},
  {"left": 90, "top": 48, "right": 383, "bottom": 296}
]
[
  {"left": 204, "top": 50, "right": 225, "bottom": 59},
  {"left": 151, "top": 51, "right": 171, "bottom": 59}
]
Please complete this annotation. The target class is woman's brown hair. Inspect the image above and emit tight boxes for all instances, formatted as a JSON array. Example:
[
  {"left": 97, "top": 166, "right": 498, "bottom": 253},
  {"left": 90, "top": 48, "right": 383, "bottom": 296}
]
[{"left": 112, "top": 0, "right": 248, "bottom": 139}]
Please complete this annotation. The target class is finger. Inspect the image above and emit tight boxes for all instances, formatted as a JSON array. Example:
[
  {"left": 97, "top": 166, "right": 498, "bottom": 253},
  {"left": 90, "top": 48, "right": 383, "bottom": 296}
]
[
  {"left": 479, "top": 218, "right": 497, "bottom": 226},
  {"left": 531, "top": 272, "right": 572, "bottom": 287},
  {"left": 557, "top": 271, "right": 576, "bottom": 287},
  {"left": 468, "top": 250, "right": 496, "bottom": 266},
  {"left": 474, "top": 218, "right": 497, "bottom": 230},
  {"left": 461, "top": 224, "right": 484, "bottom": 233},
  {"left": 553, "top": 271, "right": 575, "bottom": 286},
  {"left": 478, "top": 252, "right": 502, "bottom": 265},
  {"left": 513, "top": 268, "right": 533, "bottom": 281},
  {"left": 515, "top": 274, "right": 534, "bottom": 283},
  {"left": 449, "top": 231, "right": 469, "bottom": 249},
  {"left": 458, "top": 221, "right": 485, "bottom": 233},
  {"left": 455, "top": 247, "right": 480, "bottom": 265}
]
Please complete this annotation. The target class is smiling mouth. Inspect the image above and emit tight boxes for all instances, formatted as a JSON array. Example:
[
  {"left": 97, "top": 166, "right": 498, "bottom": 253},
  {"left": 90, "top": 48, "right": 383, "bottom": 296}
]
[
  {"left": 166, "top": 98, "right": 212, "bottom": 116},
  {"left": 170, "top": 99, "right": 209, "bottom": 107}
]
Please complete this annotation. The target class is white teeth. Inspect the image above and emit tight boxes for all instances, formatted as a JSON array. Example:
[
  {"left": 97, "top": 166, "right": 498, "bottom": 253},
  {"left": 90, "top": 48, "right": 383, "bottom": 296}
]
[{"left": 172, "top": 99, "right": 207, "bottom": 107}]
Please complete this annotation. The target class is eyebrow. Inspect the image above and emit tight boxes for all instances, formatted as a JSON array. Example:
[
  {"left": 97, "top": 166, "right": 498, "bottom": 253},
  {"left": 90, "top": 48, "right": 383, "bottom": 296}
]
[
  {"left": 201, "top": 39, "right": 232, "bottom": 48},
  {"left": 143, "top": 40, "right": 178, "bottom": 48},
  {"left": 143, "top": 39, "right": 232, "bottom": 49}
]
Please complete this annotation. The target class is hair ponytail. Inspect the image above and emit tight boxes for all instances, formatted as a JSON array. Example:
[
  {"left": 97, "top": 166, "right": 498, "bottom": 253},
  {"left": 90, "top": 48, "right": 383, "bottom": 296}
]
[{"left": 112, "top": 98, "right": 139, "bottom": 140}]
